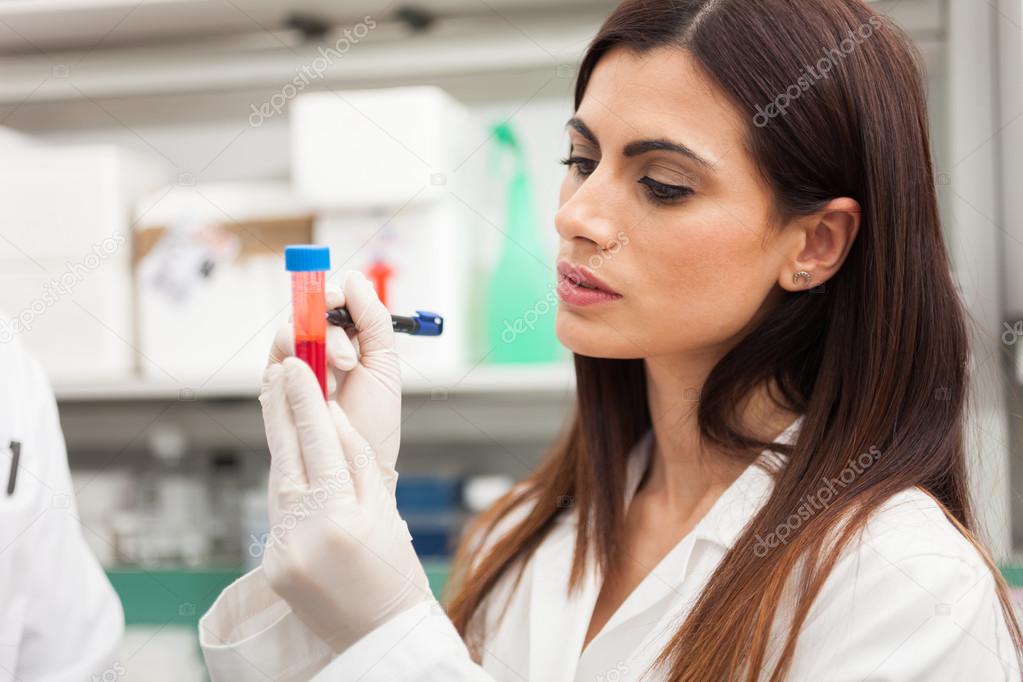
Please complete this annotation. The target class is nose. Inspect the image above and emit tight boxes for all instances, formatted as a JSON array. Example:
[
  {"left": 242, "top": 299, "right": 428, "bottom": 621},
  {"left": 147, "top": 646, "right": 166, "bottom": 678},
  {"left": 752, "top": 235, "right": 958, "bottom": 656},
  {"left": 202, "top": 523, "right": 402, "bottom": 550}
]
[{"left": 554, "top": 174, "right": 623, "bottom": 253}]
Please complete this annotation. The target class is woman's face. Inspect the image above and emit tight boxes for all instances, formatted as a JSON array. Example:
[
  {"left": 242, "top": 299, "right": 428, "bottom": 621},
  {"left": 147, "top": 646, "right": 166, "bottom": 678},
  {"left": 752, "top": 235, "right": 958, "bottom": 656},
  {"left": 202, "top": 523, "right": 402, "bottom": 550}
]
[{"left": 554, "top": 46, "right": 801, "bottom": 360}]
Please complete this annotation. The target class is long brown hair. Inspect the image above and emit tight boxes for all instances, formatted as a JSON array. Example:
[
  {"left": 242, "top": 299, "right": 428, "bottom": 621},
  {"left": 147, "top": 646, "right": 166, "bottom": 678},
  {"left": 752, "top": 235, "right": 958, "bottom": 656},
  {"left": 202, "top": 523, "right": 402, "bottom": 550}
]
[{"left": 445, "top": 1, "right": 1023, "bottom": 679}]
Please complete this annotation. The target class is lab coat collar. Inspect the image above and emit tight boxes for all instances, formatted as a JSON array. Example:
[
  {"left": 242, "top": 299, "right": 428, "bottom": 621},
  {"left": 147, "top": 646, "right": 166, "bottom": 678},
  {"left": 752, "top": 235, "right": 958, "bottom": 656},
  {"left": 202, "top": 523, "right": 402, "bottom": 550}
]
[
  {"left": 670, "top": 413, "right": 805, "bottom": 550},
  {"left": 526, "top": 414, "right": 805, "bottom": 680}
]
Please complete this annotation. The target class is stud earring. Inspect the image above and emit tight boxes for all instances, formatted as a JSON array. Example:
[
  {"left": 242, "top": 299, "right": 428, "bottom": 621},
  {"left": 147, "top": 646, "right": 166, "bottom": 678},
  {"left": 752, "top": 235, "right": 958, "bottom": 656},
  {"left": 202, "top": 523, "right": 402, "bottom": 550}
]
[{"left": 792, "top": 270, "right": 813, "bottom": 287}]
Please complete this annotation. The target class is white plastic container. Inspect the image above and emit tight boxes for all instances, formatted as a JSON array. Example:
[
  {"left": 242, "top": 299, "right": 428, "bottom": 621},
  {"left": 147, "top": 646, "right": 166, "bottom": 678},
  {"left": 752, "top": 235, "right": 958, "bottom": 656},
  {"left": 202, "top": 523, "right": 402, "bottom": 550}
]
[
  {"left": 295, "top": 86, "right": 477, "bottom": 380},
  {"left": 133, "top": 182, "right": 310, "bottom": 387},
  {"left": 291, "top": 86, "right": 470, "bottom": 211},
  {"left": 0, "top": 267, "right": 135, "bottom": 382},
  {"left": 315, "top": 198, "right": 472, "bottom": 383},
  {"left": 0, "top": 145, "right": 166, "bottom": 262},
  {"left": 136, "top": 248, "right": 291, "bottom": 387},
  {"left": 0, "top": 145, "right": 167, "bottom": 381}
]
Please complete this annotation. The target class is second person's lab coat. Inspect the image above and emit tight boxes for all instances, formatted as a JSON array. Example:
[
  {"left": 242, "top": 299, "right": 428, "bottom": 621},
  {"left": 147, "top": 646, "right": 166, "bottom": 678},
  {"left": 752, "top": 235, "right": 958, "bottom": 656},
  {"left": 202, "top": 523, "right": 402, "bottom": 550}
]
[
  {"left": 0, "top": 336, "right": 124, "bottom": 681},
  {"left": 200, "top": 415, "right": 1020, "bottom": 681}
]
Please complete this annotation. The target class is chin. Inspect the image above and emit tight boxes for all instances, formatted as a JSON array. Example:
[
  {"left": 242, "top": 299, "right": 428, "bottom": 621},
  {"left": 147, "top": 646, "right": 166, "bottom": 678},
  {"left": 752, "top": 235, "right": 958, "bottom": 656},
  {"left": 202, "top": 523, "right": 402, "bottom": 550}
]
[{"left": 555, "top": 310, "right": 640, "bottom": 359}]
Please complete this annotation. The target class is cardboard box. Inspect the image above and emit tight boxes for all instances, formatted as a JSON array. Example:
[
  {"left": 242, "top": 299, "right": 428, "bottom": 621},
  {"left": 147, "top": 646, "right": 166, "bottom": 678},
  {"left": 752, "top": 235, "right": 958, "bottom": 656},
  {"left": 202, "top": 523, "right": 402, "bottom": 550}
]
[{"left": 134, "top": 210, "right": 314, "bottom": 386}]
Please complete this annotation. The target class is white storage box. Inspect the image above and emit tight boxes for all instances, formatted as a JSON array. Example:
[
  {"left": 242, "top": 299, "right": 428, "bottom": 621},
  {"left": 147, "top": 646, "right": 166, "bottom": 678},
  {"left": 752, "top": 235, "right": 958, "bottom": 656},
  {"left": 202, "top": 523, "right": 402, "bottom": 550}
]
[
  {"left": 0, "top": 266, "right": 135, "bottom": 382},
  {"left": 0, "top": 145, "right": 167, "bottom": 262},
  {"left": 291, "top": 86, "right": 471, "bottom": 210},
  {"left": 133, "top": 183, "right": 312, "bottom": 388},
  {"left": 136, "top": 252, "right": 292, "bottom": 388},
  {"left": 0, "top": 145, "right": 166, "bottom": 381},
  {"left": 315, "top": 198, "right": 473, "bottom": 384}
]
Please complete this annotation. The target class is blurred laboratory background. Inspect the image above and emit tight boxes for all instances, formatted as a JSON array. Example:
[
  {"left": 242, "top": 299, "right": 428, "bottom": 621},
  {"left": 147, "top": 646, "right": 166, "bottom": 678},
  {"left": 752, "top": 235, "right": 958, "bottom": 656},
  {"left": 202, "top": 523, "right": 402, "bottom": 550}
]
[{"left": 0, "top": 0, "right": 1022, "bottom": 678}]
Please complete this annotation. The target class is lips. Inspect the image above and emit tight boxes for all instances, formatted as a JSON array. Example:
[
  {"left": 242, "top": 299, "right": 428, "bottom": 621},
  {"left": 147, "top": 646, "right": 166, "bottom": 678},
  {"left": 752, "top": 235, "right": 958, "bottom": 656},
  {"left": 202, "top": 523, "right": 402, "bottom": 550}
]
[
  {"left": 557, "top": 260, "right": 620, "bottom": 296},
  {"left": 556, "top": 260, "right": 622, "bottom": 307}
]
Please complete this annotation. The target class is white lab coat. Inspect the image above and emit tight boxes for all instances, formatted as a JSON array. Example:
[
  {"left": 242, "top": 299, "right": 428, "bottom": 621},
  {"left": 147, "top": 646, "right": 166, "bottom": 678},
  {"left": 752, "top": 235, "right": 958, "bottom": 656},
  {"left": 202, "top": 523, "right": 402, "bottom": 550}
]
[
  {"left": 200, "top": 415, "right": 1021, "bottom": 681},
  {"left": 0, "top": 336, "right": 124, "bottom": 681}
]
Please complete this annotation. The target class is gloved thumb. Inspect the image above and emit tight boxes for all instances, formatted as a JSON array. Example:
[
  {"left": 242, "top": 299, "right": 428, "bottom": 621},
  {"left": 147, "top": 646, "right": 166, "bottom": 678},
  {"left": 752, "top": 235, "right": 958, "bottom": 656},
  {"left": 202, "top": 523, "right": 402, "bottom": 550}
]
[
  {"left": 342, "top": 270, "right": 396, "bottom": 362},
  {"left": 281, "top": 358, "right": 351, "bottom": 486}
]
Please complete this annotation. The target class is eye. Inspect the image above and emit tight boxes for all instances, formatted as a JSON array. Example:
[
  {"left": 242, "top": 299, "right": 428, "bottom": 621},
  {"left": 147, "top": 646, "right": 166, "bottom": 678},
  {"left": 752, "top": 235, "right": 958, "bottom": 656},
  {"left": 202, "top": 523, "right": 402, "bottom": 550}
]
[
  {"left": 638, "top": 177, "right": 693, "bottom": 204},
  {"left": 560, "top": 155, "right": 597, "bottom": 179}
]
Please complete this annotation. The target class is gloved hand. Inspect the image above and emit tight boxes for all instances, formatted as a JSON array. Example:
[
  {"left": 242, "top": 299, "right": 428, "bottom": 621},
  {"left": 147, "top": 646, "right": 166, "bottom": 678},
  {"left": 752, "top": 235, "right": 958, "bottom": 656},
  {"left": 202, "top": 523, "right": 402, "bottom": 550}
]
[
  {"left": 259, "top": 357, "right": 433, "bottom": 654},
  {"left": 267, "top": 269, "right": 402, "bottom": 495}
]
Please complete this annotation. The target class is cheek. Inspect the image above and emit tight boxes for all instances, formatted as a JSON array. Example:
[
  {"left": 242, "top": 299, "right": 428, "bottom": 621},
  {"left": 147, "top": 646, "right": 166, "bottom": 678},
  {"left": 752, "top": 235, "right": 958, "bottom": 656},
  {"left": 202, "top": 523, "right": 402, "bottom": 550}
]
[{"left": 631, "top": 210, "right": 779, "bottom": 347}]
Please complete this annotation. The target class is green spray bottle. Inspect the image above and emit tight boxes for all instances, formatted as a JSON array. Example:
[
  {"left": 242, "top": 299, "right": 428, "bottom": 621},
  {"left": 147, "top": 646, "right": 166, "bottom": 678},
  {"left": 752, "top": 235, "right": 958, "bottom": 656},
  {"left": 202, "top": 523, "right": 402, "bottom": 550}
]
[{"left": 483, "top": 122, "right": 562, "bottom": 364}]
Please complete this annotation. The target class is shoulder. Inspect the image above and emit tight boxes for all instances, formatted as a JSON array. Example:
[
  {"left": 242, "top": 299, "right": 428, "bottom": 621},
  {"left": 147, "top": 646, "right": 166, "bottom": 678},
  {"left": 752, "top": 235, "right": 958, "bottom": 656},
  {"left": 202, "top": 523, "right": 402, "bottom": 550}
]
[
  {"left": 0, "top": 334, "right": 65, "bottom": 489},
  {"left": 0, "top": 334, "right": 55, "bottom": 434},
  {"left": 0, "top": 332, "right": 48, "bottom": 402},
  {"left": 830, "top": 486, "right": 1004, "bottom": 610},
  {"left": 836, "top": 486, "right": 1005, "bottom": 618},
  {"left": 855, "top": 486, "right": 989, "bottom": 561},
  {"left": 790, "top": 487, "right": 1019, "bottom": 679}
]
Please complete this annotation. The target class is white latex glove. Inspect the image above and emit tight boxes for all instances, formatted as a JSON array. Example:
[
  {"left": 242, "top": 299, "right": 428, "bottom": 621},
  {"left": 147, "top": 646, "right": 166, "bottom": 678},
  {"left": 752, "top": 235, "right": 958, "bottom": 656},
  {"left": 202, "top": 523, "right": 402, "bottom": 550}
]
[
  {"left": 259, "top": 357, "right": 433, "bottom": 654},
  {"left": 268, "top": 269, "right": 402, "bottom": 495}
]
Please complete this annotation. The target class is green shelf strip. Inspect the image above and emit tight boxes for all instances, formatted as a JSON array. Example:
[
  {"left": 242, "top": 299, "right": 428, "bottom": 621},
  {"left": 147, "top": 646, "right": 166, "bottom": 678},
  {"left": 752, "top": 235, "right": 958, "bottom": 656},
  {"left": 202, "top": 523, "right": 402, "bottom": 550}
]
[
  {"left": 1001, "top": 564, "right": 1023, "bottom": 588},
  {"left": 109, "top": 562, "right": 1022, "bottom": 628},
  {"left": 107, "top": 561, "right": 451, "bottom": 627}
]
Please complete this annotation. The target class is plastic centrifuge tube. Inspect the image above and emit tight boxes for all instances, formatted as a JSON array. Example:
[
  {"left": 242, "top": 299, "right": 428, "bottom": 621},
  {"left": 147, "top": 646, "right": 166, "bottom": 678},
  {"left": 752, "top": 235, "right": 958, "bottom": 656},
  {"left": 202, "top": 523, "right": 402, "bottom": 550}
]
[{"left": 284, "top": 245, "right": 330, "bottom": 398}]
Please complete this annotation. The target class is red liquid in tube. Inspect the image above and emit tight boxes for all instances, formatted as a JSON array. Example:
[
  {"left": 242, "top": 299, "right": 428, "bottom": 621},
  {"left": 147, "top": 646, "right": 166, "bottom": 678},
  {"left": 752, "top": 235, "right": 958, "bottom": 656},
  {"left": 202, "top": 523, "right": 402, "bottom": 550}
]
[
  {"left": 285, "top": 246, "right": 330, "bottom": 398},
  {"left": 291, "top": 271, "right": 327, "bottom": 398}
]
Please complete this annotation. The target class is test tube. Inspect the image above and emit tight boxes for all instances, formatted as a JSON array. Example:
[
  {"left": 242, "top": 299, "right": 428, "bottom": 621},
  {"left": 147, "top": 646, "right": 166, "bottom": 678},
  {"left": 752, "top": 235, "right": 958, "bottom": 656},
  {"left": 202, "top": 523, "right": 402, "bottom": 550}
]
[{"left": 284, "top": 245, "right": 330, "bottom": 398}]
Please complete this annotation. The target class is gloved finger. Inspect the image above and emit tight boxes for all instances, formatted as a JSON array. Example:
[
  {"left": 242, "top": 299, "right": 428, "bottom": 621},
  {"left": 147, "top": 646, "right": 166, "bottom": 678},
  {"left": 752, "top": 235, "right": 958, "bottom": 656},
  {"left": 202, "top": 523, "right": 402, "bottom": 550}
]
[
  {"left": 280, "top": 357, "right": 353, "bottom": 488},
  {"left": 260, "top": 363, "right": 309, "bottom": 491},
  {"left": 328, "top": 401, "right": 389, "bottom": 504},
  {"left": 270, "top": 283, "right": 349, "bottom": 370},
  {"left": 325, "top": 282, "right": 345, "bottom": 310},
  {"left": 326, "top": 325, "right": 357, "bottom": 372},
  {"left": 271, "top": 333, "right": 353, "bottom": 405},
  {"left": 342, "top": 270, "right": 396, "bottom": 364},
  {"left": 267, "top": 323, "right": 294, "bottom": 370},
  {"left": 324, "top": 282, "right": 358, "bottom": 373}
]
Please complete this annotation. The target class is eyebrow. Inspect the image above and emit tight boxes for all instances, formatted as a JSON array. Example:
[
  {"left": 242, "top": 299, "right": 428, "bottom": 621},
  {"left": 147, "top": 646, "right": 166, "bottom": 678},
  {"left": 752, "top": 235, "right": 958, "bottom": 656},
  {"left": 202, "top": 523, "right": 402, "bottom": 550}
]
[{"left": 565, "top": 116, "right": 715, "bottom": 170}]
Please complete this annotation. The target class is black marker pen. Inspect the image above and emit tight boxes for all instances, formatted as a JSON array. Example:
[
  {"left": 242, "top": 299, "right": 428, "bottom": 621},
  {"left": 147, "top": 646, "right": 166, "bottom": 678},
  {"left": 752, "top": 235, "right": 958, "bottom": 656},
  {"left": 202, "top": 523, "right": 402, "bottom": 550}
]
[{"left": 326, "top": 308, "right": 443, "bottom": 336}]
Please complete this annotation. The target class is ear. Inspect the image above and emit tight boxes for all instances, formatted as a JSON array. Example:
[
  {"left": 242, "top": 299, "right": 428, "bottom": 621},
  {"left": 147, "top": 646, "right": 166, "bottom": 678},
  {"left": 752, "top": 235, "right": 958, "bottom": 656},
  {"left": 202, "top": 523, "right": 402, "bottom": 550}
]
[{"left": 779, "top": 197, "right": 861, "bottom": 291}]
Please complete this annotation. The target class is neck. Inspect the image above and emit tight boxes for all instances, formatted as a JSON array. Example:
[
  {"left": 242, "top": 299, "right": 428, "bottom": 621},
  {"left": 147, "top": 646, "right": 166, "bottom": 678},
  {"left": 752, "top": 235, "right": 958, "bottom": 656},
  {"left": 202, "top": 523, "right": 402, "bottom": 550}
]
[{"left": 639, "top": 354, "right": 798, "bottom": 518}]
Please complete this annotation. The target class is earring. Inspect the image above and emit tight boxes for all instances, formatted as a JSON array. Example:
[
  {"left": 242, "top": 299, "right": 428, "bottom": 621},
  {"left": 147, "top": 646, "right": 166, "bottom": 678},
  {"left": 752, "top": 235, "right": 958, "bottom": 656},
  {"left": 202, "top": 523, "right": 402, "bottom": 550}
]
[{"left": 792, "top": 270, "right": 813, "bottom": 287}]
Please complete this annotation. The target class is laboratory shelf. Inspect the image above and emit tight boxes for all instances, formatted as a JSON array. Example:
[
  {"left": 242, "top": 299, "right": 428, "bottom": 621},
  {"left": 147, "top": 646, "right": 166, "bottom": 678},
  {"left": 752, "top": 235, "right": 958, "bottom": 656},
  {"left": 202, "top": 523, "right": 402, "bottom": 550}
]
[
  {"left": 54, "top": 362, "right": 575, "bottom": 402},
  {"left": 109, "top": 562, "right": 1021, "bottom": 627},
  {"left": 107, "top": 567, "right": 242, "bottom": 628},
  {"left": 107, "top": 560, "right": 451, "bottom": 627},
  {"left": 1001, "top": 564, "right": 1023, "bottom": 589}
]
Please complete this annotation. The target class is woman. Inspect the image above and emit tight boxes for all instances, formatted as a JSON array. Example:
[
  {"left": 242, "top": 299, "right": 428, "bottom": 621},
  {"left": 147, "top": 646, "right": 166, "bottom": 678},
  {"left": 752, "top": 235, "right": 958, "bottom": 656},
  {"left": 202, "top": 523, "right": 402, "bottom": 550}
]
[{"left": 200, "top": 0, "right": 1023, "bottom": 679}]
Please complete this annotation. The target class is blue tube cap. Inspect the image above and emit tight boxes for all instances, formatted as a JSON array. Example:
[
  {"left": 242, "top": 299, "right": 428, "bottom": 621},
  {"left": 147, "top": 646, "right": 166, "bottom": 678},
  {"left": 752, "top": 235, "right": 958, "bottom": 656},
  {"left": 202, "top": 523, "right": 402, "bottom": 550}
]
[{"left": 285, "top": 245, "right": 330, "bottom": 272}]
